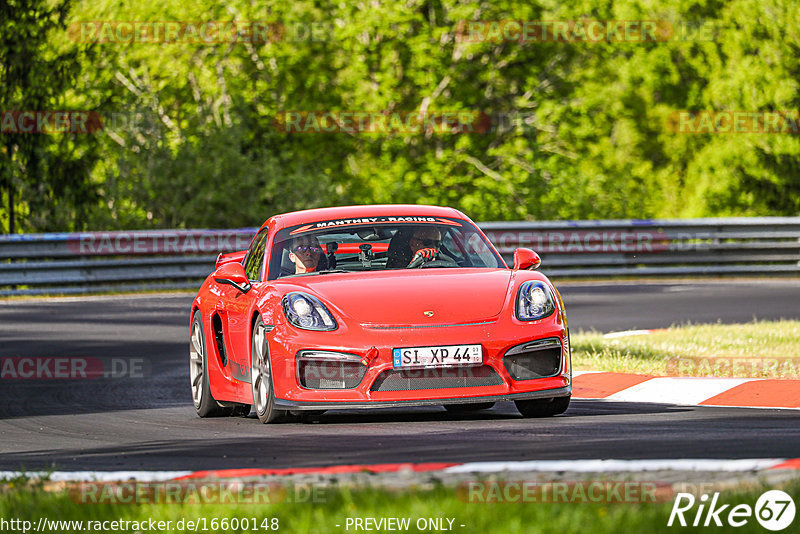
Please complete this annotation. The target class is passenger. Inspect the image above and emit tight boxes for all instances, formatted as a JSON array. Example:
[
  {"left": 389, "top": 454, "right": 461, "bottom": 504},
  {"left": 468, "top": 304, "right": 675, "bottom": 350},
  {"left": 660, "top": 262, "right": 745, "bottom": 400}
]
[{"left": 289, "top": 235, "right": 323, "bottom": 274}]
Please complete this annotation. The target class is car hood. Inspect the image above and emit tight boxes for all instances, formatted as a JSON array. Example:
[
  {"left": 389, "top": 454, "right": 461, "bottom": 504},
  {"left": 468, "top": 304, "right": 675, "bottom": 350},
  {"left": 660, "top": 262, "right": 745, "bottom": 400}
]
[{"left": 281, "top": 269, "right": 513, "bottom": 325}]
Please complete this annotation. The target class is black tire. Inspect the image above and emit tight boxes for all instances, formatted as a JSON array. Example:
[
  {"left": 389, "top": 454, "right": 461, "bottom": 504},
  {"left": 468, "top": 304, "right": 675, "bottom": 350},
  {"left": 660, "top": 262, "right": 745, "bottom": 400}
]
[
  {"left": 515, "top": 396, "right": 570, "bottom": 418},
  {"left": 189, "top": 310, "right": 230, "bottom": 417},
  {"left": 251, "top": 317, "right": 286, "bottom": 424},
  {"left": 444, "top": 402, "right": 496, "bottom": 413}
]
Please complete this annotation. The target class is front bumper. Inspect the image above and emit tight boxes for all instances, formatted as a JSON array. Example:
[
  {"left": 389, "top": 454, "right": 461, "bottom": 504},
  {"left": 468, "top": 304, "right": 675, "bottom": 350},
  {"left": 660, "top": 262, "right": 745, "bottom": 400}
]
[
  {"left": 267, "top": 312, "right": 571, "bottom": 408},
  {"left": 275, "top": 386, "right": 571, "bottom": 410}
]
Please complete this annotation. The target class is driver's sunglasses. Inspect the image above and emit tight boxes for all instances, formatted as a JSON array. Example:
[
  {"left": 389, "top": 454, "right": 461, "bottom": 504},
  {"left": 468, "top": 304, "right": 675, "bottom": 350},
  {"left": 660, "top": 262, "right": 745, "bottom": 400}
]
[
  {"left": 293, "top": 245, "right": 322, "bottom": 254},
  {"left": 412, "top": 237, "right": 441, "bottom": 248}
]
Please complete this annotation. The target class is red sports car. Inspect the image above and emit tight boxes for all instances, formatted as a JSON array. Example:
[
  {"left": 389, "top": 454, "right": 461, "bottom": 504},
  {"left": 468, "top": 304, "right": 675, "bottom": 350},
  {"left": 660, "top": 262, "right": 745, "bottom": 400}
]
[{"left": 189, "top": 205, "right": 571, "bottom": 423}]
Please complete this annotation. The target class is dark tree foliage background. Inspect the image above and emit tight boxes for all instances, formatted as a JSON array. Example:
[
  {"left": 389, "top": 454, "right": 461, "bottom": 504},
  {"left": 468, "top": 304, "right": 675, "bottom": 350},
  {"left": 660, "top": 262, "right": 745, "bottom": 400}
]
[
  {"left": 1, "top": 0, "right": 799, "bottom": 232},
  {"left": 1, "top": 0, "right": 99, "bottom": 232}
]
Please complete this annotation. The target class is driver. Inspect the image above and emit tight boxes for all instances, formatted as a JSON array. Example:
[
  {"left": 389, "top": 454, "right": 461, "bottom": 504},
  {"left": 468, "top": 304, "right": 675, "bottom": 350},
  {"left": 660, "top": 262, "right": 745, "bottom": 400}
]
[
  {"left": 289, "top": 235, "right": 323, "bottom": 274},
  {"left": 407, "top": 227, "right": 441, "bottom": 266}
]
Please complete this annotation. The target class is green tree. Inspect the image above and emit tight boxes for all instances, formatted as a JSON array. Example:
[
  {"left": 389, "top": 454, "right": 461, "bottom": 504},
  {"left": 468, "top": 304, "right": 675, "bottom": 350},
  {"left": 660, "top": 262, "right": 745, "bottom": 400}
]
[
  {"left": 57, "top": 0, "right": 800, "bottom": 228},
  {"left": 0, "top": 0, "right": 98, "bottom": 233}
]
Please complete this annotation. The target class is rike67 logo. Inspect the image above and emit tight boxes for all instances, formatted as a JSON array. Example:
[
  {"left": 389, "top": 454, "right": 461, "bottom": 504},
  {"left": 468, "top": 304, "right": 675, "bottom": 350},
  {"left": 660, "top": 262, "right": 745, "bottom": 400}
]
[{"left": 668, "top": 490, "right": 796, "bottom": 530}]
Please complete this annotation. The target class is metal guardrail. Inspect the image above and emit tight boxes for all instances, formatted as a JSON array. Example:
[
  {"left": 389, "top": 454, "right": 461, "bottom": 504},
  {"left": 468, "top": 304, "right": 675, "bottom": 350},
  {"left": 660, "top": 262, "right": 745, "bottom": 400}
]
[
  {"left": 481, "top": 217, "right": 800, "bottom": 278},
  {"left": 1, "top": 218, "right": 799, "bottom": 295},
  {"left": 0, "top": 229, "right": 257, "bottom": 296}
]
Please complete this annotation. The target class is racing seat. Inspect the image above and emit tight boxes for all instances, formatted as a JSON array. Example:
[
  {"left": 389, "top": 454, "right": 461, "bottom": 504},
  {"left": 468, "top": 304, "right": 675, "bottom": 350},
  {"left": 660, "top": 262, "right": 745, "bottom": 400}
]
[{"left": 385, "top": 229, "right": 414, "bottom": 269}]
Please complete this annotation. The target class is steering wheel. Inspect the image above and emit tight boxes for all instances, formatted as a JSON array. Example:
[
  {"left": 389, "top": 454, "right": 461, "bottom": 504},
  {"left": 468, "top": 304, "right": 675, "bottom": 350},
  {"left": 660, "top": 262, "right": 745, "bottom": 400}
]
[{"left": 406, "top": 252, "right": 458, "bottom": 269}]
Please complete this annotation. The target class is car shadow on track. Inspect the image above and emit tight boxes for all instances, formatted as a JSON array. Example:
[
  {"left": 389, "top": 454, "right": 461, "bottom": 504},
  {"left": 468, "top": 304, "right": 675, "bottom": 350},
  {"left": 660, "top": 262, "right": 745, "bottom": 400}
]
[{"left": 260, "top": 400, "right": 692, "bottom": 425}]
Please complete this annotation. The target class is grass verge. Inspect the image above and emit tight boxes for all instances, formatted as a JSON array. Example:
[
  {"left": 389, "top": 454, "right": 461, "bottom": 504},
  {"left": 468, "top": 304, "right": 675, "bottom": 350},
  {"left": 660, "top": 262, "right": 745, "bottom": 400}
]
[
  {"left": 1, "top": 478, "right": 798, "bottom": 533},
  {"left": 572, "top": 320, "right": 800, "bottom": 378}
]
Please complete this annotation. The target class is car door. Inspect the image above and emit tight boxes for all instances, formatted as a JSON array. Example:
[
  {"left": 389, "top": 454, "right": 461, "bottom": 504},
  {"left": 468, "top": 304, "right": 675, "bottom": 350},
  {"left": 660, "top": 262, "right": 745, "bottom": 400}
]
[{"left": 219, "top": 227, "right": 268, "bottom": 382}]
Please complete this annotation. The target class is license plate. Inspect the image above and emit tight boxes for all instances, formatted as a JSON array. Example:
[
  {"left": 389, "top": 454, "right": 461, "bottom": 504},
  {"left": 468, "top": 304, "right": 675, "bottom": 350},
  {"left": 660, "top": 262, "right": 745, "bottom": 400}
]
[{"left": 392, "top": 344, "right": 482, "bottom": 369}]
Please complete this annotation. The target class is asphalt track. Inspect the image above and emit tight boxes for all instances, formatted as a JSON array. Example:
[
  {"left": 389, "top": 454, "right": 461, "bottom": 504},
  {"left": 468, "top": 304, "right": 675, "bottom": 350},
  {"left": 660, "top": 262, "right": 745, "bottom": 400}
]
[{"left": 1, "top": 281, "right": 799, "bottom": 472}]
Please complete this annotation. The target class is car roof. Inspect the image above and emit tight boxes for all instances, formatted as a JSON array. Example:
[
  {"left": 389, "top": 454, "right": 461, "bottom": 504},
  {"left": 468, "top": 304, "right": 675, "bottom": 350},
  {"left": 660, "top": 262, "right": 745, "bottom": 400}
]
[{"left": 267, "top": 204, "right": 468, "bottom": 230}]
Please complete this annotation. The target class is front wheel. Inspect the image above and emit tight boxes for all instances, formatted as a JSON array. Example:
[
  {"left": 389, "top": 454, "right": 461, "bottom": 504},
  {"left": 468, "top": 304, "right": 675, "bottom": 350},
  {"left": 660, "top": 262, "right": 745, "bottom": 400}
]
[
  {"left": 251, "top": 318, "right": 286, "bottom": 424},
  {"left": 515, "top": 396, "right": 570, "bottom": 418},
  {"left": 189, "top": 310, "right": 229, "bottom": 417}
]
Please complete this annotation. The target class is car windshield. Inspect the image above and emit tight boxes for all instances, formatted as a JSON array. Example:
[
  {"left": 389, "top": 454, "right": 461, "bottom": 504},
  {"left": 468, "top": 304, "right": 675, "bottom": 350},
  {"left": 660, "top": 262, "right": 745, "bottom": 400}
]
[{"left": 268, "top": 216, "right": 504, "bottom": 280}]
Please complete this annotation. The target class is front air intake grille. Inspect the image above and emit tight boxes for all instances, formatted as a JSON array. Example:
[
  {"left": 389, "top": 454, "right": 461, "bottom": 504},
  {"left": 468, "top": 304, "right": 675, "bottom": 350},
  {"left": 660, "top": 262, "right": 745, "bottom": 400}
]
[
  {"left": 503, "top": 338, "right": 562, "bottom": 381},
  {"left": 298, "top": 359, "right": 367, "bottom": 389},
  {"left": 370, "top": 365, "right": 502, "bottom": 392}
]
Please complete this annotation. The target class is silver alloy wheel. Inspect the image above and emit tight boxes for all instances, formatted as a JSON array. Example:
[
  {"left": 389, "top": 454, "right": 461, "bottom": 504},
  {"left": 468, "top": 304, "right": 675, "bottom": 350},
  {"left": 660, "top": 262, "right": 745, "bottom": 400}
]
[
  {"left": 189, "top": 320, "right": 204, "bottom": 407},
  {"left": 252, "top": 324, "right": 270, "bottom": 415}
]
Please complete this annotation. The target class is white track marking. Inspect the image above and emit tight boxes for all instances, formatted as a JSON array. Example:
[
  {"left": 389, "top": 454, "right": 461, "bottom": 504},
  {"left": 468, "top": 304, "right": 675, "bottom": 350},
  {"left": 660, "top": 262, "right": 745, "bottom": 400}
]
[
  {"left": 605, "top": 377, "right": 755, "bottom": 405},
  {"left": 444, "top": 459, "right": 786, "bottom": 474},
  {"left": 0, "top": 470, "right": 193, "bottom": 481},
  {"left": 603, "top": 329, "right": 653, "bottom": 339}
]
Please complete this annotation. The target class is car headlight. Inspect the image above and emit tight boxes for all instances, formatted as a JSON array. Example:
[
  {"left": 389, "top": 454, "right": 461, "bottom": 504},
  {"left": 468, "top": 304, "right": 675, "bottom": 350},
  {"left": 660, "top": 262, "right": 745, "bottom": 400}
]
[
  {"left": 516, "top": 281, "right": 556, "bottom": 321},
  {"left": 282, "top": 292, "right": 338, "bottom": 331}
]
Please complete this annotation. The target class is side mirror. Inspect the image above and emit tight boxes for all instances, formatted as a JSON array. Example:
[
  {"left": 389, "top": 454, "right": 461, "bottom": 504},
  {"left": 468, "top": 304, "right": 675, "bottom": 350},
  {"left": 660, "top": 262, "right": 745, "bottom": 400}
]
[
  {"left": 214, "top": 262, "right": 252, "bottom": 294},
  {"left": 513, "top": 248, "right": 541, "bottom": 270}
]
